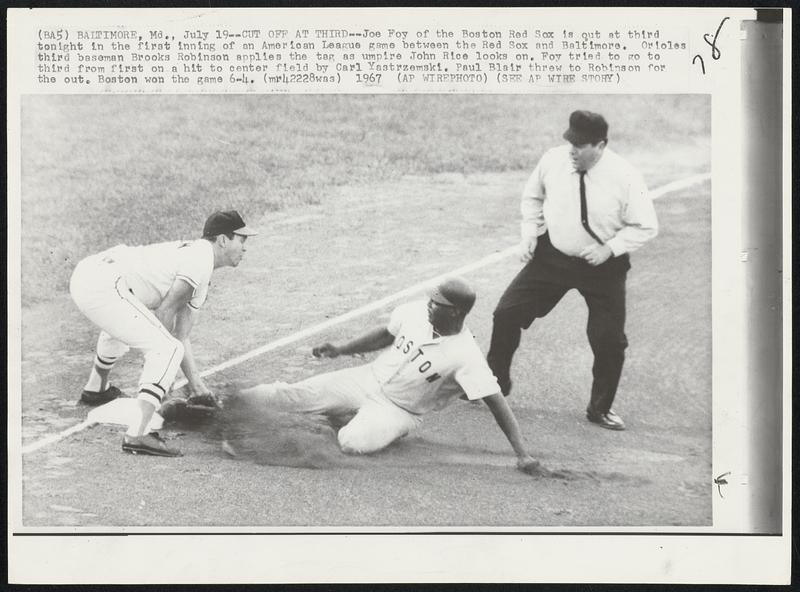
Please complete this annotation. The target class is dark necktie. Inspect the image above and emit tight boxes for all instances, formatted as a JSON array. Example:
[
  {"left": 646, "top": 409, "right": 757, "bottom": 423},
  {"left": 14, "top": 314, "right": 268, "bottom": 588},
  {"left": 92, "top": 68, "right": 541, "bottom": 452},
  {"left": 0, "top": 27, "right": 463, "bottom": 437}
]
[{"left": 579, "top": 171, "right": 604, "bottom": 245}]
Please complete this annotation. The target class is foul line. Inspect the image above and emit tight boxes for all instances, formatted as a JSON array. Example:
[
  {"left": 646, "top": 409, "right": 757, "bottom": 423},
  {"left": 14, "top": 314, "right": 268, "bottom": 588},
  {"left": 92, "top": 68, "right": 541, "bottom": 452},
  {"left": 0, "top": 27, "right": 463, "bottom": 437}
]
[
  {"left": 21, "top": 173, "right": 710, "bottom": 455},
  {"left": 649, "top": 173, "right": 710, "bottom": 199}
]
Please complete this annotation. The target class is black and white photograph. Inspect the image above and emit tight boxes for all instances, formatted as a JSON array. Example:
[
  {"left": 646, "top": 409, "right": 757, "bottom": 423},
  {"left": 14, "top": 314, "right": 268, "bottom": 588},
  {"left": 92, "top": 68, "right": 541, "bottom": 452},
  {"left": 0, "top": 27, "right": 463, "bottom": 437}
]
[
  {"left": 7, "top": 6, "right": 789, "bottom": 585},
  {"left": 18, "top": 92, "right": 713, "bottom": 528}
]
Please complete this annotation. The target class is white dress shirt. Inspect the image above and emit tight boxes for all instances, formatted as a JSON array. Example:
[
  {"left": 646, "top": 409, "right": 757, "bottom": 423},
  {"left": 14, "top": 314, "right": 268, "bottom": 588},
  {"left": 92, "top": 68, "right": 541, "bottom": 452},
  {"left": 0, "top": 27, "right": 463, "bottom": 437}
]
[{"left": 520, "top": 145, "right": 658, "bottom": 257}]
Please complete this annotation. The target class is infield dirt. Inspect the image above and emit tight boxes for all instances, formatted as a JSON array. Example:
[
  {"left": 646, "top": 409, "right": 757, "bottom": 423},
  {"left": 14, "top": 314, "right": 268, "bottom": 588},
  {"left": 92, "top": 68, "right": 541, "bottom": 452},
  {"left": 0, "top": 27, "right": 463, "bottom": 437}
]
[{"left": 19, "top": 172, "right": 711, "bottom": 527}]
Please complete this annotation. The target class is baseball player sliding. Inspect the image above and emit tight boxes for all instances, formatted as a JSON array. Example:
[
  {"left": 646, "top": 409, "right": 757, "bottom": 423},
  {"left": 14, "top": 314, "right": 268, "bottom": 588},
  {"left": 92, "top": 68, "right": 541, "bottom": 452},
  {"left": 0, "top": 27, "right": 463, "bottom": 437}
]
[
  {"left": 237, "top": 278, "right": 543, "bottom": 475},
  {"left": 69, "top": 210, "right": 257, "bottom": 457}
]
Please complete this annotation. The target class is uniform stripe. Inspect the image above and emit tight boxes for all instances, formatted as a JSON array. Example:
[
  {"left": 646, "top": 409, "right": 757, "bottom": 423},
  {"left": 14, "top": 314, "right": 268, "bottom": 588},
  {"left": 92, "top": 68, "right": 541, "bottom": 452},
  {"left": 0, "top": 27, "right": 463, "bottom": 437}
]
[
  {"left": 113, "top": 277, "right": 173, "bottom": 339},
  {"left": 142, "top": 382, "right": 166, "bottom": 396},
  {"left": 113, "top": 276, "right": 182, "bottom": 389},
  {"left": 94, "top": 355, "right": 116, "bottom": 370},
  {"left": 139, "top": 387, "right": 164, "bottom": 402},
  {"left": 137, "top": 392, "right": 162, "bottom": 409},
  {"left": 153, "top": 342, "right": 182, "bottom": 388}
]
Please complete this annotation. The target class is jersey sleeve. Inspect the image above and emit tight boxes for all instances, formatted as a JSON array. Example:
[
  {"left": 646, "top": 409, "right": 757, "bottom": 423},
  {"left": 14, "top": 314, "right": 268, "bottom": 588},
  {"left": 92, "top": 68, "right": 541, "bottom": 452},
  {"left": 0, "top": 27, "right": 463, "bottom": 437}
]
[
  {"left": 175, "top": 241, "right": 214, "bottom": 310},
  {"left": 453, "top": 340, "right": 502, "bottom": 400},
  {"left": 386, "top": 301, "right": 421, "bottom": 336}
]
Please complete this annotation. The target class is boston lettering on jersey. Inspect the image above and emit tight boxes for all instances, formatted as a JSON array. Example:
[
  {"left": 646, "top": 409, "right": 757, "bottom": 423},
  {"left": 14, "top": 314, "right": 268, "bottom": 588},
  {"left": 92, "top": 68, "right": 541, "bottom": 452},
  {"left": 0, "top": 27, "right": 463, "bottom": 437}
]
[{"left": 393, "top": 334, "right": 442, "bottom": 383}]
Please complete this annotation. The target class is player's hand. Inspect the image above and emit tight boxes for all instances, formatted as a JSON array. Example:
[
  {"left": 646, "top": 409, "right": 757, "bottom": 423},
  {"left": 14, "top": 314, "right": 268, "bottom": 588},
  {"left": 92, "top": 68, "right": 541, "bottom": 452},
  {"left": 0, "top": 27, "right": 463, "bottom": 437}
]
[
  {"left": 517, "top": 236, "right": 537, "bottom": 263},
  {"left": 580, "top": 244, "right": 613, "bottom": 266},
  {"left": 516, "top": 455, "right": 546, "bottom": 476},
  {"left": 186, "top": 382, "right": 218, "bottom": 408},
  {"left": 516, "top": 455, "right": 571, "bottom": 479},
  {"left": 312, "top": 343, "right": 340, "bottom": 359}
]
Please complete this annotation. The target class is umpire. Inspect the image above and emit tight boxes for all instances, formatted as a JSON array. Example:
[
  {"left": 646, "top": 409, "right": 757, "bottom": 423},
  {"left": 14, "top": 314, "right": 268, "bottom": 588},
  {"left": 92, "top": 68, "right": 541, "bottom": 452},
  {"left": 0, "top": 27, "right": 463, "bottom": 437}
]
[{"left": 487, "top": 110, "right": 658, "bottom": 430}]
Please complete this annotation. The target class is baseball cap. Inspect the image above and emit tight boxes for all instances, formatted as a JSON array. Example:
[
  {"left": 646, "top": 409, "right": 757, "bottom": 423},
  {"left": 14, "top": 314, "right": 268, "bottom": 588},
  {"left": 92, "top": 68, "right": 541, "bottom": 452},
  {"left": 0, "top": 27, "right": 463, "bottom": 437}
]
[
  {"left": 429, "top": 277, "right": 476, "bottom": 314},
  {"left": 202, "top": 210, "right": 258, "bottom": 238},
  {"left": 563, "top": 110, "right": 609, "bottom": 145}
]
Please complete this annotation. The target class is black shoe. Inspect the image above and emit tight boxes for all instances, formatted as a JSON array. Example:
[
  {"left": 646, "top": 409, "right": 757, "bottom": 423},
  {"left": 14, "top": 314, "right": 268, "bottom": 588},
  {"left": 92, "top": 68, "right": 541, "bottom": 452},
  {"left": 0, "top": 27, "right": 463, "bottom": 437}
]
[
  {"left": 80, "top": 385, "right": 123, "bottom": 406},
  {"left": 586, "top": 409, "right": 626, "bottom": 431},
  {"left": 122, "top": 432, "right": 183, "bottom": 457}
]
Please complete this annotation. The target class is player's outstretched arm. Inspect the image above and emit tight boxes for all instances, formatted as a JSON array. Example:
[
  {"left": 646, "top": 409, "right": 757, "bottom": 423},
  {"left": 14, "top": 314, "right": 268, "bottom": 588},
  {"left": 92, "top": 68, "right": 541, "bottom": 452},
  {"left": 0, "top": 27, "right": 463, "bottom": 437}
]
[
  {"left": 313, "top": 327, "right": 394, "bottom": 359},
  {"left": 482, "top": 392, "right": 540, "bottom": 473},
  {"left": 157, "top": 280, "right": 208, "bottom": 397},
  {"left": 173, "top": 306, "right": 215, "bottom": 405}
]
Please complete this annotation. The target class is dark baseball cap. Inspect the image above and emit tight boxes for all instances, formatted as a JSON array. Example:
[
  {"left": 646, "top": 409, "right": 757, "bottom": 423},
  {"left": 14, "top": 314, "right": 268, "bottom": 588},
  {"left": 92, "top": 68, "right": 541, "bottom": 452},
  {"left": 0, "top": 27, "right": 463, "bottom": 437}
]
[
  {"left": 429, "top": 277, "right": 476, "bottom": 314},
  {"left": 563, "top": 110, "right": 609, "bottom": 145},
  {"left": 202, "top": 210, "right": 258, "bottom": 238}
]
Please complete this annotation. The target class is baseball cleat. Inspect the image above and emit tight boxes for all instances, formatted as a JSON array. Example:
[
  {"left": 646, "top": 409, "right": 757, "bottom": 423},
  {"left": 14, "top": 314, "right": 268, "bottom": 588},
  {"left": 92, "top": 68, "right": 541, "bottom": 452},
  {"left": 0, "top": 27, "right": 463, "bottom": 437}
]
[
  {"left": 80, "top": 385, "right": 123, "bottom": 406},
  {"left": 122, "top": 432, "right": 182, "bottom": 457},
  {"left": 586, "top": 409, "right": 626, "bottom": 431}
]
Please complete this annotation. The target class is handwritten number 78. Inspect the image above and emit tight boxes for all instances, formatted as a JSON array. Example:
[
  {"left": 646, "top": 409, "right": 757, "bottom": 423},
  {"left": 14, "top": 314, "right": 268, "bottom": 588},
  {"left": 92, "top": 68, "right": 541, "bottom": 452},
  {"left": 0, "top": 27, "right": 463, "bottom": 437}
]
[{"left": 693, "top": 17, "right": 729, "bottom": 75}]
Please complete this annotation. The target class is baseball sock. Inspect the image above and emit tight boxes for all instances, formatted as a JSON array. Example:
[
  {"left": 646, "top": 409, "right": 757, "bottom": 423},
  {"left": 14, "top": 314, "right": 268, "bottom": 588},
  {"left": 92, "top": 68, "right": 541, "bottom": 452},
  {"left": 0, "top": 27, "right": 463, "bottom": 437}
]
[
  {"left": 84, "top": 355, "right": 116, "bottom": 392},
  {"left": 126, "top": 397, "right": 158, "bottom": 437}
]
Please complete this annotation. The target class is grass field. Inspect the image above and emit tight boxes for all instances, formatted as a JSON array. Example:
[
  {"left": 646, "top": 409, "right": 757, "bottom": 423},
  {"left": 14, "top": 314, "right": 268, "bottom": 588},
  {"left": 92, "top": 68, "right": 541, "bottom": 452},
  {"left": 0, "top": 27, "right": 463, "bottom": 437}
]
[
  {"left": 21, "top": 94, "right": 709, "bottom": 304},
  {"left": 17, "top": 94, "right": 711, "bottom": 529}
]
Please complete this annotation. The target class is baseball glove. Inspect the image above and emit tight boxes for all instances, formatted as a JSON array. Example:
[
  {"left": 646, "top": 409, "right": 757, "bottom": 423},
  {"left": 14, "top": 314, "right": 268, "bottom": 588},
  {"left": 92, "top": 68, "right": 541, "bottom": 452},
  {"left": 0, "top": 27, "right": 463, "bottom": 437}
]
[
  {"left": 187, "top": 392, "right": 219, "bottom": 408},
  {"left": 160, "top": 396, "right": 218, "bottom": 425}
]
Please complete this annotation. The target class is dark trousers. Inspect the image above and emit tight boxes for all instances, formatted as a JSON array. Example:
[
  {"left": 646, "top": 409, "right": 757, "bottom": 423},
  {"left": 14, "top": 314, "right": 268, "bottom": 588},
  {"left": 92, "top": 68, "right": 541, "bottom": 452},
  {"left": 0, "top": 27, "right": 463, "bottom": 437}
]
[{"left": 487, "top": 233, "right": 629, "bottom": 415}]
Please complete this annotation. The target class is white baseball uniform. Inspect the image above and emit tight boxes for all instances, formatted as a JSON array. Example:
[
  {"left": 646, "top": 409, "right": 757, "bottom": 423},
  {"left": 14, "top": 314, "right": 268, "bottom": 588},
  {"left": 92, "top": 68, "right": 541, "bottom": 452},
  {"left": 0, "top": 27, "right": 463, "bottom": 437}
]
[
  {"left": 70, "top": 240, "right": 214, "bottom": 406},
  {"left": 251, "top": 300, "right": 501, "bottom": 454}
]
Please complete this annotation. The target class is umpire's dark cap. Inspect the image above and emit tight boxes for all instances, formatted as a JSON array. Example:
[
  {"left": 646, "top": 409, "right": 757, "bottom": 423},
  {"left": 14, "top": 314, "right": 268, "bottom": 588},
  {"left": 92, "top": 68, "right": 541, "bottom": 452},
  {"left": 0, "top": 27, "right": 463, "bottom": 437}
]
[
  {"left": 429, "top": 277, "right": 476, "bottom": 314},
  {"left": 203, "top": 210, "right": 258, "bottom": 238},
  {"left": 563, "top": 110, "right": 609, "bottom": 145}
]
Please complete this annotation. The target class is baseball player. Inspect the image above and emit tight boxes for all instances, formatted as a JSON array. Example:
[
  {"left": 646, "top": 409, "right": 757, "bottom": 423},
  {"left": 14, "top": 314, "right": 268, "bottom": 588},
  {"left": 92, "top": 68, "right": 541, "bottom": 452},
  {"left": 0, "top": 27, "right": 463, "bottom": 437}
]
[
  {"left": 237, "top": 278, "right": 542, "bottom": 474},
  {"left": 69, "top": 210, "right": 257, "bottom": 457}
]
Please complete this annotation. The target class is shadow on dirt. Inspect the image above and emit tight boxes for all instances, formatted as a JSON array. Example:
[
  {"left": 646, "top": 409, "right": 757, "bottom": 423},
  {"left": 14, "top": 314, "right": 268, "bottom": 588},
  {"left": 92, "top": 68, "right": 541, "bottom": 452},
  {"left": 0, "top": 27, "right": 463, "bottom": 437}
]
[{"left": 163, "top": 396, "right": 650, "bottom": 485}]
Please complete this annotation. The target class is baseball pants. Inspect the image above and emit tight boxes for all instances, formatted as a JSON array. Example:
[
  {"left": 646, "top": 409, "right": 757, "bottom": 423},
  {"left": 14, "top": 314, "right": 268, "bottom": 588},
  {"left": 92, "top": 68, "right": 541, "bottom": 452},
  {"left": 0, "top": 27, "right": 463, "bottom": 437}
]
[
  {"left": 69, "top": 253, "right": 185, "bottom": 407},
  {"left": 245, "top": 365, "right": 423, "bottom": 454},
  {"left": 487, "top": 233, "right": 629, "bottom": 415}
]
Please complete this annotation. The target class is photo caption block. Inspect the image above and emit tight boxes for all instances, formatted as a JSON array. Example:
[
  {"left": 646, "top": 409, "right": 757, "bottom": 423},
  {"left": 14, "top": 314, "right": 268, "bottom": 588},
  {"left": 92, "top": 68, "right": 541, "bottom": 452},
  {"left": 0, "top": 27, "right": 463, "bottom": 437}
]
[{"left": 19, "top": 8, "right": 744, "bottom": 94}]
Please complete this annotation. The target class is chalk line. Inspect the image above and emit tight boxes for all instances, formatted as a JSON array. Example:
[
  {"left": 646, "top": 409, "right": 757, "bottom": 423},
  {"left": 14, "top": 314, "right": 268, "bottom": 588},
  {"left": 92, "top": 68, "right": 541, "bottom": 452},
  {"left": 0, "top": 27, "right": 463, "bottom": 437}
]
[
  {"left": 650, "top": 173, "right": 710, "bottom": 199},
  {"left": 21, "top": 420, "right": 96, "bottom": 454},
  {"left": 21, "top": 173, "right": 710, "bottom": 455}
]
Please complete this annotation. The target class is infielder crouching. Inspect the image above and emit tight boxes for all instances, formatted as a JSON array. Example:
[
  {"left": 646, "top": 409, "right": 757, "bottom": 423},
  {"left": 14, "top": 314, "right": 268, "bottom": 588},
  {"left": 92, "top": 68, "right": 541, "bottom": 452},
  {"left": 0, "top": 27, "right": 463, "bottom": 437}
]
[
  {"left": 70, "top": 210, "right": 257, "bottom": 457},
  {"left": 238, "top": 278, "right": 542, "bottom": 474}
]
